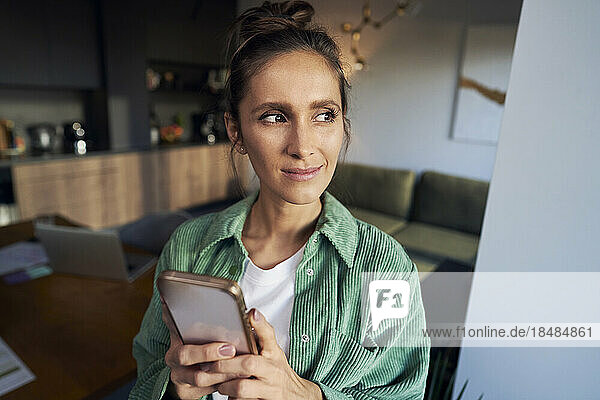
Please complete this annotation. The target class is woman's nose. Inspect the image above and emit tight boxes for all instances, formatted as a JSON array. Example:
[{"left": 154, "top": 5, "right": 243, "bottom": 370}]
[{"left": 285, "top": 121, "right": 316, "bottom": 159}]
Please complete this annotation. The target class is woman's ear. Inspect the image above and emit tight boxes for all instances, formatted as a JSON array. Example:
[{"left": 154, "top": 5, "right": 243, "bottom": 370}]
[{"left": 224, "top": 112, "right": 245, "bottom": 154}]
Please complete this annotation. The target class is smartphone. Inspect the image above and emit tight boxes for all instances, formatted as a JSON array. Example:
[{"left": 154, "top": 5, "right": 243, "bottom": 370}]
[{"left": 157, "top": 270, "right": 259, "bottom": 355}]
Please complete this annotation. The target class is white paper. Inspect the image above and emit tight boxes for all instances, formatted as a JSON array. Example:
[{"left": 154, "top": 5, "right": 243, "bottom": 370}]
[
  {"left": 0, "top": 242, "right": 49, "bottom": 276},
  {"left": 0, "top": 336, "right": 36, "bottom": 396}
]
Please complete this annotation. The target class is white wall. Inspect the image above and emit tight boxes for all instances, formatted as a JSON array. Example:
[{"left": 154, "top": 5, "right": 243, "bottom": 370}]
[
  {"left": 455, "top": 0, "right": 600, "bottom": 398},
  {"left": 237, "top": 0, "right": 515, "bottom": 181}
]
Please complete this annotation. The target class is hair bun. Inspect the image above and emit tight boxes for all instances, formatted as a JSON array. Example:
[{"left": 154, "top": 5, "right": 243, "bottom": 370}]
[
  {"left": 234, "top": 1, "right": 315, "bottom": 43},
  {"left": 266, "top": 0, "right": 315, "bottom": 26}
]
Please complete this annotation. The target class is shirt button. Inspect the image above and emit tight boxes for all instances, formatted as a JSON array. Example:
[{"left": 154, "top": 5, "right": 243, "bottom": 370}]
[
  {"left": 301, "top": 334, "right": 310, "bottom": 343},
  {"left": 306, "top": 268, "right": 314, "bottom": 276},
  {"left": 228, "top": 265, "right": 237, "bottom": 275}
]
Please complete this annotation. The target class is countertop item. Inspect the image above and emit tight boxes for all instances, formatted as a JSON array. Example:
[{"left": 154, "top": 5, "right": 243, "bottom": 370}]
[
  {"left": 26, "top": 124, "right": 57, "bottom": 155},
  {"left": 0, "top": 140, "right": 230, "bottom": 168}
]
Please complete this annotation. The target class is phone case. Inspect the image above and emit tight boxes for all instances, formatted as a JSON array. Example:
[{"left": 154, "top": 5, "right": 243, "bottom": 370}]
[{"left": 157, "top": 270, "right": 258, "bottom": 355}]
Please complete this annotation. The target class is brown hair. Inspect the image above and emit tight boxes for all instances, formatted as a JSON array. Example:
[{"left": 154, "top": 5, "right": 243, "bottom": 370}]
[{"left": 224, "top": 0, "right": 351, "bottom": 197}]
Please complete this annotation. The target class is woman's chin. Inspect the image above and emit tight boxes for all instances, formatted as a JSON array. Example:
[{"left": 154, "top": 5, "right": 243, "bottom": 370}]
[{"left": 276, "top": 183, "right": 325, "bottom": 206}]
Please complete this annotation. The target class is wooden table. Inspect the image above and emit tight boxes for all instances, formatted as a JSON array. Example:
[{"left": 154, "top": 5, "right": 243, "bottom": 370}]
[{"left": 0, "top": 216, "right": 156, "bottom": 399}]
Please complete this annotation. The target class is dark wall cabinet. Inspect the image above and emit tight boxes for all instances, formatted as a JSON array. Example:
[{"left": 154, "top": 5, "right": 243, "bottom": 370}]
[
  {"left": 0, "top": 1, "right": 48, "bottom": 86},
  {"left": 0, "top": 0, "right": 101, "bottom": 88},
  {"left": 145, "top": 0, "right": 237, "bottom": 65},
  {"left": 0, "top": 0, "right": 237, "bottom": 152}
]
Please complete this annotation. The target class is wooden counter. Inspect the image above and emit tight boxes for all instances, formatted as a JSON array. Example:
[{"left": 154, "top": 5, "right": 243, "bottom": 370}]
[{"left": 10, "top": 143, "right": 250, "bottom": 229}]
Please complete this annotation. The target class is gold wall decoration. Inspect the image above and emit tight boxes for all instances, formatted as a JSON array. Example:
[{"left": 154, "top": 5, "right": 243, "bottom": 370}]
[
  {"left": 459, "top": 76, "right": 506, "bottom": 105},
  {"left": 341, "top": 1, "right": 421, "bottom": 71}
]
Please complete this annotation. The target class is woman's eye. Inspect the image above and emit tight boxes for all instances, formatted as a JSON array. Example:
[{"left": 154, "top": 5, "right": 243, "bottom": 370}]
[
  {"left": 260, "top": 113, "right": 287, "bottom": 123},
  {"left": 315, "top": 111, "right": 336, "bottom": 123}
]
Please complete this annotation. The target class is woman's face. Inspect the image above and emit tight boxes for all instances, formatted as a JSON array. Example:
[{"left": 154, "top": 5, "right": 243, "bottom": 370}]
[{"left": 228, "top": 51, "right": 344, "bottom": 206}]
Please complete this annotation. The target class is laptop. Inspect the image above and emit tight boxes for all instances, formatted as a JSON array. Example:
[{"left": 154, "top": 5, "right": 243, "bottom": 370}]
[{"left": 34, "top": 223, "right": 157, "bottom": 283}]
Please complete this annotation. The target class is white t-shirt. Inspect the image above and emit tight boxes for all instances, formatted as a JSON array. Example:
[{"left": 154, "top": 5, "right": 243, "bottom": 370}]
[{"left": 211, "top": 242, "right": 306, "bottom": 400}]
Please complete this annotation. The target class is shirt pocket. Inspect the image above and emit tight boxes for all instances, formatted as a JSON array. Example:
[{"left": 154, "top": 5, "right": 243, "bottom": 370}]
[{"left": 317, "top": 327, "right": 379, "bottom": 390}]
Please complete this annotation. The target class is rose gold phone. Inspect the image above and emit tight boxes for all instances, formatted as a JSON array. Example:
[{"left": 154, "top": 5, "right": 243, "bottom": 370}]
[{"left": 157, "top": 270, "right": 258, "bottom": 355}]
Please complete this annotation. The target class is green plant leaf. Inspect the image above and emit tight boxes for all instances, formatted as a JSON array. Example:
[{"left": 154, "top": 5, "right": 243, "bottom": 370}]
[
  {"left": 433, "top": 349, "right": 450, "bottom": 400},
  {"left": 426, "top": 350, "right": 443, "bottom": 400},
  {"left": 442, "top": 371, "right": 457, "bottom": 400},
  {"left": 455, "top": 378, "right": 469, "bottom": 400}
]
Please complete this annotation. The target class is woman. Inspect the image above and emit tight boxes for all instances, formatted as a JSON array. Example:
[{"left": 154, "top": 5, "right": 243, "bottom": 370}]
[{"left": 129, "top": 1, "right": 430, "bottom": 399}]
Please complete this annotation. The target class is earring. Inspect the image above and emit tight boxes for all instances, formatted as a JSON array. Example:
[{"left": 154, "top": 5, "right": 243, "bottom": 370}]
[{"left": 239, "top": 145, "right": 245, "bottom": 154}]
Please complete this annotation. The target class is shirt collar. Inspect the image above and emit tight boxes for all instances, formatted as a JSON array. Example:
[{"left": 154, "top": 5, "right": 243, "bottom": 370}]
[{"left": 198, "top": 188, "right": 358, "bottom": 269}]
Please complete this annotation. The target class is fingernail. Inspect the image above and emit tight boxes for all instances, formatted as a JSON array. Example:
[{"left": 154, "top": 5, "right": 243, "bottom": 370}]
[
  {"left": 252, "top": 309, "right": 262, "bottom": 322},
  {"left": 218, "top": 344, "right": 235, "bottom": 357}
]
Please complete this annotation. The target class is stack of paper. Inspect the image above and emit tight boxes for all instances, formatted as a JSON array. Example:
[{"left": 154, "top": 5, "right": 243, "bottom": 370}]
[
  {"left": 0, "top": 242, "right": 49, "bottom": 276},
  {"left": 0, "top": 337, "right": 35, "bottom": 396}
]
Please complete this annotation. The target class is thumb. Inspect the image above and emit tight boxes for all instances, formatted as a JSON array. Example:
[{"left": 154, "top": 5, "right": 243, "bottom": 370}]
[{"left": 249, "top": 308, "right": 281, "bottom": 358}]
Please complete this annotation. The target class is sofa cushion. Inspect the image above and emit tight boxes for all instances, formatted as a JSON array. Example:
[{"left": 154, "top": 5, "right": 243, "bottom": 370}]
[
  {"left": 327, "top": 163, "right": 416, "bottom": 220},
  {"left": 118, "top": 211, "right": 191, "bottom": 255},
  {"left": 413, "top": 171, "right": 489, "bottom": 235},
  {"left": 347, "top": 206, "right": 408, "bottom": 234},
  {"left": 393, "top": 222, "right": 480, "bottom": 266}
]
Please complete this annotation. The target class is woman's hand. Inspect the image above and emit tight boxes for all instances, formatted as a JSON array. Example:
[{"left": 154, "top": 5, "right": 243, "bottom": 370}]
[
  {"left": 209, "top": 308, "right": 323, "bottom": 400},
  {"left": 160, "top": 301, "right": 244, "bottom": 399}
]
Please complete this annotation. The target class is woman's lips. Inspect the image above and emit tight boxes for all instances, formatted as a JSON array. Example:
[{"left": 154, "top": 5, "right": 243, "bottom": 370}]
[{"left": 281, "top": 165, "right": 323, "bottom": 181}]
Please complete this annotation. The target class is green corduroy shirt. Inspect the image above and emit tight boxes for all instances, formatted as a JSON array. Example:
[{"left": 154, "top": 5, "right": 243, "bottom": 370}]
[{"left": 129, "top": 189, "right": 430, "bottom": 400}]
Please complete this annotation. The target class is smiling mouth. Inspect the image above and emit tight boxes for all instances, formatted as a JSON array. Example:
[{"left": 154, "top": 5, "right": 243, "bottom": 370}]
[
  {"left": 282, "top": 166, "right": 322, "bottom": 174},
  {"left": 281, "top": 165, "right": 323, "bottom": 181}
]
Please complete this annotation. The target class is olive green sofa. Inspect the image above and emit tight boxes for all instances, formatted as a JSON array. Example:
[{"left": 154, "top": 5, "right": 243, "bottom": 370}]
[{"left": 327, "top": 163, "right": 489, "bottom": 267}]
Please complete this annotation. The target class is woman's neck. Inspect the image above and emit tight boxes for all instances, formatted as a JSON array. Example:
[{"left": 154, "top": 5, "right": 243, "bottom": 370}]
[{"left": 243, "top": 186, "right": 322, "bottom": 244}]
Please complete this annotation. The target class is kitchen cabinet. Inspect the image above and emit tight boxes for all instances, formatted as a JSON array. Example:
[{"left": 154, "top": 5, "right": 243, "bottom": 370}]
[
  {"left": 12, "top": 153, "right": 152, "bottom": 228},
  {"left": 45, "top": 0, "right": 102, "bottom": 88},
  {"left": 0, "top": 1, "right": 50, "bottom": 86},
  {"left": 156, "top": 144, "right": 248, "bottom": 210},
  {"left": 11, "top": 143, "right": 250, "bottom": 229},
  {"left": 0, "top": 0, "right": 101, "bottom": 88},
  {"left": 145, "top": 0, "right": 236, "bottom": 65}
]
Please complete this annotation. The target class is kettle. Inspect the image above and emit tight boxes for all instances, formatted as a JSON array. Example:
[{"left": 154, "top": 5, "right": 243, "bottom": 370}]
[{"left": 27, "top": 124, "right": 57, "bottom": 154}]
